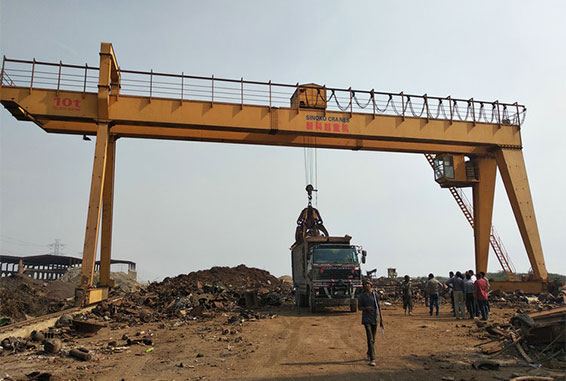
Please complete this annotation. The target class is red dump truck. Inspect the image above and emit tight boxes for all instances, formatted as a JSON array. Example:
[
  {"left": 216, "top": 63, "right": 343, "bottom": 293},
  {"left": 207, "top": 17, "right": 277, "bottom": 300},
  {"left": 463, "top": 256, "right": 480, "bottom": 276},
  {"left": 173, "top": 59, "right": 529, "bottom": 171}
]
[{"left": 291, "top": 235, "right": 366, "bottom": 313}]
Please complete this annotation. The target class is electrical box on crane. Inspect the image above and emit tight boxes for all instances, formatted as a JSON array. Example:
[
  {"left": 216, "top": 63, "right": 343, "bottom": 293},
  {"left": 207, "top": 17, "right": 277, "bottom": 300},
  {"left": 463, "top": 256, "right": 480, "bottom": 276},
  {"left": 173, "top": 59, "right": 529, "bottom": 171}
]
[
  {"left": 433, "top": 154, "right": 478, "bottom": 188},
  {"left": 290, "top": 84, "right": 327, "bottom": 110}
]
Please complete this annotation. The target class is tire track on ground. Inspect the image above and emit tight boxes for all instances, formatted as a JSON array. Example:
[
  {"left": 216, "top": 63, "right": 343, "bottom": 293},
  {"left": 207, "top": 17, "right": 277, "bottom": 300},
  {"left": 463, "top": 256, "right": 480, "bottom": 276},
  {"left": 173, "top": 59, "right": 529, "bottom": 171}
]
[
  {"left": 245, "top": 312, "right": 306, "bottom": 378},
  {"left": 269, "top": 313, "right": 305, "bottom": 366}
]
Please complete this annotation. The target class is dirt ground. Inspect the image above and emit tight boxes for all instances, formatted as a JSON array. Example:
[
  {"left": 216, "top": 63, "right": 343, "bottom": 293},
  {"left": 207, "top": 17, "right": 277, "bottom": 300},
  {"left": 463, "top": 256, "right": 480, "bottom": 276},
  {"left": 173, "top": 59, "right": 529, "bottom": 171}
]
[{"left": 2, "top": 303, "right": 564, "bottom": 381}]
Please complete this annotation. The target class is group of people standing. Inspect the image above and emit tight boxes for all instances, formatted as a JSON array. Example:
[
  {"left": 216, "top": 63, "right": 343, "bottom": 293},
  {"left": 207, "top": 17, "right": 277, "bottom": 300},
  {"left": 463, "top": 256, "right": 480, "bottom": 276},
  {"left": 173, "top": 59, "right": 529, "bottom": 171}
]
[
  {"left": 445, "top": 270, "right": 490, "bottom": 320},
  {"left": 400, "top": 270, "right": 491, "bottom": 320},
  {"left": 358, "top": 271, "right": 492, "bottom": 367}
]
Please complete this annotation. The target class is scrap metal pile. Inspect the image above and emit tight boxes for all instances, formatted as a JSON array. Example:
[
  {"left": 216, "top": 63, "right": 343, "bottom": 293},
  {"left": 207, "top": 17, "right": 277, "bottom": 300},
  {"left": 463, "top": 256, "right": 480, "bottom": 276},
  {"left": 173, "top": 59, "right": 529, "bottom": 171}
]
[
  {"left": 490, "top": 289, "right": 566, "bottom": 310},
  {"left": 0, "top": 314, "right": 105, "bottom": 357},
  {"left": 475, "top": 307, "right": 566, "bottom": 369},
  {"left": 369, "top": 277, "right": 566, "bottom": 310},
  {"left": 0, "top": 265, "right": 292, "bottom": 361},
  {"left": 0, "top": 264, "right": 291, "bottom": 329},
  {"left": 368, "top": 277, "right": 444, "bottom": 304},
  {"left": 90, "top": 264, "right": 292, "bottom": 325}
]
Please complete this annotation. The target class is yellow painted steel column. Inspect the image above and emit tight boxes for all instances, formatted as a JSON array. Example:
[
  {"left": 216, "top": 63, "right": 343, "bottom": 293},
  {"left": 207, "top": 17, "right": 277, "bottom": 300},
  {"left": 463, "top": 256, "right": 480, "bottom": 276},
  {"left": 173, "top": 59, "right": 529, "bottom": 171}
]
[
  {"left": 495, "top": 149, "right": 548, "bottom": 280},
  {"left": 472, "top": 157, "right": 497, "bottom": 274},
  {"left": 79, "top": 122, "right": 109, "bottom": 288},
  {"left": 99, "top": 136, "right": 116, "bottom": 287},
  {"left": 75, "top": 43, "right": 118, "bottom": 304},
  {"left": 97, "top": 42, "right": 119, "bottom": 120}
]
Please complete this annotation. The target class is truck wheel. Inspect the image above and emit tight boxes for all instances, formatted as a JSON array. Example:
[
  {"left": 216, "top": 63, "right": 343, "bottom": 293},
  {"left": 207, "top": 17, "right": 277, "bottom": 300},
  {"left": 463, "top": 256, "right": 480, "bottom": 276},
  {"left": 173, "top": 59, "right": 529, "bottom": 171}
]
[
  {"left": 350, "top": 299, "right": 358, "bottom": 312},
  {"left": 296, "top": 293, "right": 307, "bottom": 307},
  {"left": 309, "top": 295, "right": 317, "bottom": 313},
  {"left": 301, "top": 294, "right": 308, "bottom": 307}
]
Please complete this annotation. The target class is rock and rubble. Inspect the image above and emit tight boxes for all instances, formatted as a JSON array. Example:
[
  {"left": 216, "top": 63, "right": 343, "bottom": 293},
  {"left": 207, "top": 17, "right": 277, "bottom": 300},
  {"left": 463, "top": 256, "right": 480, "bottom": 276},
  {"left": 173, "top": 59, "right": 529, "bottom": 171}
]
[
  {"left": 58, "top": 267, "right": 140, "bottom": 294},
  {"left": 0, "top": 265, "right": 289, "bottom": 360},
  {"left": 89, "top": 264, "right": 292, "bottom": 325},
  {"left": 2, "top": 265, "right": 565, "bottom": 381},
  {"left": 0, "top": 275, "right": 73, "bottom": 322},
  {"left": 0, "top": 269, "right": 141, "bottom": 324}
]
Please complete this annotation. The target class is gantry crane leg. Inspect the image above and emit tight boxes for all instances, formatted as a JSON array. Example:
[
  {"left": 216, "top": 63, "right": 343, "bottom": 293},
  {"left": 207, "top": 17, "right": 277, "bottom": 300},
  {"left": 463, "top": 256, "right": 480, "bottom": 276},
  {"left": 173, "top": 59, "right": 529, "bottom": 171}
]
[
  {"left": 99, "top": 136, "right": 116, "bottom": 288},
  {"left": 75, "top": 43, "right": 120, "bottom": 305},
  {"left": 472, "top": 157, "right": 497, "bottom": 275},
  {"left": 495, "top": 148, "right": 548, "bottom": 281},
  {"left": 75, "top": 122, "right": 110, "bottom": 305}
]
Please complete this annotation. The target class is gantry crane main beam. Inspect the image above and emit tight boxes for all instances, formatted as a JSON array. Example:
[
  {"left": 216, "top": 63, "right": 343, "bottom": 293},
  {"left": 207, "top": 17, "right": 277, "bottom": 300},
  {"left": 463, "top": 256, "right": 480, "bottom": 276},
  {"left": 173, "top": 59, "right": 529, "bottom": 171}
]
[
  {"left": 1, "top": 87, "right": 521, "bottom": 153},
  {"left": 0, "top": 43, "right": 548, "bottom": 303}
]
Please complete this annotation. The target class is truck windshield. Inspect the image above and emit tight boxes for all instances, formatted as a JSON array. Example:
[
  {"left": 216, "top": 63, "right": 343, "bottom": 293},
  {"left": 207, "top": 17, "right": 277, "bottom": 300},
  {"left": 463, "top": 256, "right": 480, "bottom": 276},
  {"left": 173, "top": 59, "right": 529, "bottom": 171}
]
[{"left": 313, "top": 247, "right": 359, "bottom": 265}]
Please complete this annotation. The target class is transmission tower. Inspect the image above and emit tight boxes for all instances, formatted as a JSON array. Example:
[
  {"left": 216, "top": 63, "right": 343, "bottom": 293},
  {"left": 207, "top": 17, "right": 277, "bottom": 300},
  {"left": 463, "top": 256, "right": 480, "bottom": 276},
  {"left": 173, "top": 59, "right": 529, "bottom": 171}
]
[{"left": 48, "top": 239, "right": 65, "bottom": 256}]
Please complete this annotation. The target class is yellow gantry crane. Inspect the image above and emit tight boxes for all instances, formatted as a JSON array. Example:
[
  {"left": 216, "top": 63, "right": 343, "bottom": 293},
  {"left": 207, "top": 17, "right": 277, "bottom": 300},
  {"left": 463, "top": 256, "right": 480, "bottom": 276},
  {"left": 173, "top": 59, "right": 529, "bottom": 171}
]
[{"left": 0, "top": 43, "right": 548, "bottom": 304}]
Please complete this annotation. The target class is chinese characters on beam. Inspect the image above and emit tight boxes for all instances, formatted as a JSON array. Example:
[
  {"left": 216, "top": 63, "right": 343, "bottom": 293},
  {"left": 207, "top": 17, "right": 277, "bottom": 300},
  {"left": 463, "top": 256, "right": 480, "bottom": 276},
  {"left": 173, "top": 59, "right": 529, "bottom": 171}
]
[{"left": 306, "top": 122, "right": 349, "bottom": 133}]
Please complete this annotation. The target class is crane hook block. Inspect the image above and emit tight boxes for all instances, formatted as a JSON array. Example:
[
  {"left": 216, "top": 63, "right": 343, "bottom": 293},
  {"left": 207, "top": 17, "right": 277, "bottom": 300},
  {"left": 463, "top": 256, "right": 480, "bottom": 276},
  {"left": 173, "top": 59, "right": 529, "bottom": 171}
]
[{"left": 305, "top": 184, "right": 314, "bottom": 199}]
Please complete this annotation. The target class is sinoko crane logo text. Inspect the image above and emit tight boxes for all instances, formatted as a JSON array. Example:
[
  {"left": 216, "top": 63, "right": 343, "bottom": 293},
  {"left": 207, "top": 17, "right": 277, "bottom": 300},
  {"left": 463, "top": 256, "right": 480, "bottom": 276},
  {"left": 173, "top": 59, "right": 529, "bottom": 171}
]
[{"left": 305, "top": 115, "right": 350, "bottom": 133}]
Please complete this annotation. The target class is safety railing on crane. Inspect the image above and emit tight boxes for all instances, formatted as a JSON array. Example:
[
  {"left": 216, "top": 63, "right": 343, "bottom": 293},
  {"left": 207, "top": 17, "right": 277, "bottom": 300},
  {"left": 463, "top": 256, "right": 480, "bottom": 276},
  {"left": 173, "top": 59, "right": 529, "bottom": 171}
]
[
  {"left": 424, "top": 154, "right": 517, "bottom": 280},
  {"left": 0, "top": 57, "right": 527, "bottom": 127}
]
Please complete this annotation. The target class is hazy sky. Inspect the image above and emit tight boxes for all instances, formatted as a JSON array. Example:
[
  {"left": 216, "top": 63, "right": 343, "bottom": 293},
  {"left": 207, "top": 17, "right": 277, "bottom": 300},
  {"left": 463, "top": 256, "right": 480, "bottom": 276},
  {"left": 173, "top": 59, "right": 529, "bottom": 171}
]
[{"left": 1, "top": 1, "right": 565, "bottom": 282}]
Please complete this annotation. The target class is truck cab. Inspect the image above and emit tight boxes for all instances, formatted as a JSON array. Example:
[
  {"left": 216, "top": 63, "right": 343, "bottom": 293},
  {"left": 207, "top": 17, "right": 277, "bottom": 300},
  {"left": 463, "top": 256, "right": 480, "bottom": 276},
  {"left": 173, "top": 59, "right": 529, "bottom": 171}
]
[{"left": 291, "top": 235, "right": 365, "bottom": 312}]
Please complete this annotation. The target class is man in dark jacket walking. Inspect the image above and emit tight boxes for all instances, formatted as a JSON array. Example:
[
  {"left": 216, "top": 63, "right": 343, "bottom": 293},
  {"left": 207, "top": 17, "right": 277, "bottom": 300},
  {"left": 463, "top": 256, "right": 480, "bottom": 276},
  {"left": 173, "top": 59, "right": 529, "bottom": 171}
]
[{"left": 358, "top": 279, "right": 383, "bottom": 366}]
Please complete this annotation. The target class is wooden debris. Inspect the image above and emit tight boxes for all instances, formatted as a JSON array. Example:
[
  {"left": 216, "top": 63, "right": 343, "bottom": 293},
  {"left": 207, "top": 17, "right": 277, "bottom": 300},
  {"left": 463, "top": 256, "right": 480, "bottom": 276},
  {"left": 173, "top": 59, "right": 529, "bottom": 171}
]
[{"left": 478, "top": 306, "right": 566, "bottom": 365}]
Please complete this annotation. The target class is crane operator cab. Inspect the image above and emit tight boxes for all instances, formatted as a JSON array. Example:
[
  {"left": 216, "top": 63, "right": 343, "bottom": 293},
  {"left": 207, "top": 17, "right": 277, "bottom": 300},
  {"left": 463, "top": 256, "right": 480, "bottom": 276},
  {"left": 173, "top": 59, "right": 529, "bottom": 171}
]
[{"left": 433, "top": 154, "right": 479, "bottom": 188}]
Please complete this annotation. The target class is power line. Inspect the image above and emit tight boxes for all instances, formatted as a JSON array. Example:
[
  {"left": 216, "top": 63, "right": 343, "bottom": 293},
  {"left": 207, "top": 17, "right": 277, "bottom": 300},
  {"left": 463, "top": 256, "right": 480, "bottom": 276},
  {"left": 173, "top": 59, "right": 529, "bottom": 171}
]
[
  {"left": 0, "top": 236, "right": 72, "bottom": 256},
  {"left": 0, "top": 235, "right": 48, "bottom": 247}
]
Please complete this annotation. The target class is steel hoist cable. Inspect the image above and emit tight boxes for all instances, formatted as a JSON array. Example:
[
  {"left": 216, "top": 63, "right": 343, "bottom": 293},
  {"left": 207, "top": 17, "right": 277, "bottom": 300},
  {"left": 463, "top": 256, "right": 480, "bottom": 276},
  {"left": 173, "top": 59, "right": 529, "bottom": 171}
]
[{"left": 303, "top": 138, "right": 318, "bottom": 207}]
